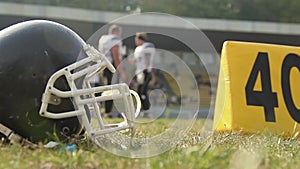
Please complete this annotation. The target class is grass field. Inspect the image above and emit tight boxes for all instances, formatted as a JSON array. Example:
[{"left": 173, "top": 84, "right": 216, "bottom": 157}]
[{"left": 0, "top": 119, "right": 299, "bottom": 169}]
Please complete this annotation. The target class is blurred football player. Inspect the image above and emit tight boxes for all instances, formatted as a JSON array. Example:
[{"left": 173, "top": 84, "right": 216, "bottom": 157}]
[{"left": 133, "top": 32, "right": 156, "bottom": 111}]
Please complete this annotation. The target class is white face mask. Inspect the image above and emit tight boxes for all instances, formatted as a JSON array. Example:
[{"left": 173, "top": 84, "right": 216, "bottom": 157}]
[{"left": 39, "top": 44, "right": 141, "bottom": 139}]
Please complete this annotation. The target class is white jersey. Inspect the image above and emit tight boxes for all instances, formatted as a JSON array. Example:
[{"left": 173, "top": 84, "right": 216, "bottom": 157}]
[
  {"left": 98, "top": 34, "right": 122, "bottom": 63},
  {"left": 134, "top": 42, "right": 155, "bottom": 73},
  {"left": 89, "top": 35, "right": 122, "bottom": 84}
]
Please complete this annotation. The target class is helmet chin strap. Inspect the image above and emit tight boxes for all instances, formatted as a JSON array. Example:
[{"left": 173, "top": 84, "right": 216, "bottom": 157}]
[{"left": 0, "top": 123, "right": 33, "bottom": 145}]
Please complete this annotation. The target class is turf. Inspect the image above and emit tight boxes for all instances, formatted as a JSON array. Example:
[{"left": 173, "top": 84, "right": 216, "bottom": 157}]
[{"left": 0, "top": 119, "right": 299, "bottom": 169}]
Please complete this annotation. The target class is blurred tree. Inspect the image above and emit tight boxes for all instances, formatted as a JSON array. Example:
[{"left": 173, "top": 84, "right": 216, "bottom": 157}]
[
  {"left": 2, "top": 0, "right": 300, "bottom": 23},
  {"left": 231, "top": 0, "right": 300, "bottom": 22},
  {"left": 139, "top": 0, "right": 236, "bottom": 19}
]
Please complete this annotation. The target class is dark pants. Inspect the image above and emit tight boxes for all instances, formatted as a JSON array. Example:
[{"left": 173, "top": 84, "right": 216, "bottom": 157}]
[
  {"left": 103, "top": 68, "right": 113, "bottom": 113},
  {"left": 137, "top": 70, "right": 152, "bottom": 110}
]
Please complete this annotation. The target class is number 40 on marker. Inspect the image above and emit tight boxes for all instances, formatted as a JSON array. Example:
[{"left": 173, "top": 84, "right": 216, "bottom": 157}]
[{"left": 245, "top": 52, "right": 300, "bottom": 123}]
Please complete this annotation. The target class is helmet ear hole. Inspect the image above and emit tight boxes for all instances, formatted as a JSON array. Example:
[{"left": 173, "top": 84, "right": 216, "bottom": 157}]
[{"left": 62, "top": 127, "right": 70, "bottom": 135}]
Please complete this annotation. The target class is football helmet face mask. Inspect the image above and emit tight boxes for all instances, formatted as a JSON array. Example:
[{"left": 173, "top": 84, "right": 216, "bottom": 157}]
[{"left": 0, "top": 20, "right": 140, "bottom": 143}]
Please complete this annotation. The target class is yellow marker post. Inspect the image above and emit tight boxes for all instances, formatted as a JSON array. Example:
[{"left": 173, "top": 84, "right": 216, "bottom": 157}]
[{"left": 214, "top": 41, "right": 300, "bottom": 137}]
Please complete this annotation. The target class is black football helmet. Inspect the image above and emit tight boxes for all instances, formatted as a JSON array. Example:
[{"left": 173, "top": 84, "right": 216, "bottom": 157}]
[{"left": 0, "top": 20, "right": 140, "bottom": 143}]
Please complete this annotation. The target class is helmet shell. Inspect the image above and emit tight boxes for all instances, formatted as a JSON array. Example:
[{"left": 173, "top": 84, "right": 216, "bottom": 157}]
[{"left": 0, "top": 20, "right": 85, "bottom": 143}]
